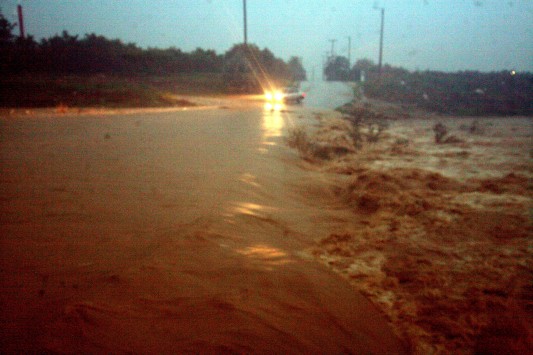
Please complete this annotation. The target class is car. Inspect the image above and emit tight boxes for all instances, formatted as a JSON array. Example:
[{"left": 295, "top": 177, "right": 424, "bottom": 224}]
[{"left": 265, "top": 87, "right": 306, "bottom": 104}]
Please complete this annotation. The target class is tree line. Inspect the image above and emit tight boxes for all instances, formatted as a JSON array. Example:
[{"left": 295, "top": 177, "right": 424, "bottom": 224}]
[
  {"left": 0, "top": 10, "right": 306, "bottom": 88},
  {"left": 324, "top": 55, "right": 532, "bottom": 116}
]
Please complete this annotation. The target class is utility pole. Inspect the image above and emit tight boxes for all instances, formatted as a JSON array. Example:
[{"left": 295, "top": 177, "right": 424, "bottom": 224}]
[
  {"left": 378, "top": 7, "right": 384, "bottom": 75},
  {"left": 243, "top": 0, "right": 247, "bottom": 44},
  {"left": 17, "top": 5, "right": 25, "bottom": 39},
  {"left": 328, "top": 39, "right": 337, "bottom": 57},
  {"left": 322, "top": 52, "right": 328, "bottom": 80},
  {"left": 347, "top": 36, "right": 352, "bottom": 66}
]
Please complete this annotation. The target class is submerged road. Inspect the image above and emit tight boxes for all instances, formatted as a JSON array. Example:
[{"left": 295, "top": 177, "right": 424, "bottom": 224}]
[{"left": 0, "top": 82, "right": 406, "bottom": 353}]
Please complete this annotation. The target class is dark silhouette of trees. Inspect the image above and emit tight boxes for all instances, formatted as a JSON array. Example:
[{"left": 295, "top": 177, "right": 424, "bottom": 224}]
[
  {"left": 352, "top": 58, "right": 376, "bottom": 72},
  {"left": 324, "top": 56, "right": 350, "bottom": 81},
  {"left": 19, "top": 31, "right": 224, "bottom": 75},
  {"left": 190, "top": 48, "right": 222, "bottom": 72},
  {"left": 357, "top": 60, "right": 533, "bottom": 115},
  {"left": 0, "top": 11, "right": 14, "bottom": 44},
  {"left": 0, "top": 10, "right": 302, "bottom": 94},
  {"left": 222, "top": 43, "right": 293, "bottom": 92},
  {"left": 321, "top": 53, "right": 532, "bottom": 115},
  {"left": 1, "top": 11, "right": 17, "bottom": 73},
  {"left": 287, "top": 56, "right": 306, "bottom": 81},
  {"left": 222, "top": 44, "right": 253, "bottom": 91},
  {"left": 349, "top": 59, "right": 379, "bottom": 81},
  {"left": 320, "top": 54, "right": 533, "bottom": 115}
]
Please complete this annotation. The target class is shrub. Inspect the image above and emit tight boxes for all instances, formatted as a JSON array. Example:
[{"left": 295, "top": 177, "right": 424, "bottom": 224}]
[
  {"left": 433, "top": 122, "right": 448, "bottom": 143},
  {"left": 339, "top": 105, "right": 389, "bottom": 146},
  {"left": 433, "top": 122, "right": 464, "bottom": 144},
  {"left": 286, "top": 126, "right": 353, "bottom": 161},
  {"left": 286, "top": 126, "right": 314, "bottom": 160},
  {"left": 366, "top": 122, "right": 388, "bottom": 143}
]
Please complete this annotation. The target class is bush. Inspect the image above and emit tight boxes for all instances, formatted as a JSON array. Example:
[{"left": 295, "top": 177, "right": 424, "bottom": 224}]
[
  {"left": 286, "top": 126, "right": 353, "bottom": 161},
  {"left": 460, "top": 119, "right": 485, "bottom": 135},
  {"left": 286, "top": 127, "right": 314, "bottom": 160},
  {"left": 365, "top": 122, "right": 388, "bottom": 143},
  {"left": 338, "top": 105, "right": 389, "bottom": 146},
  {"left": 433, "top": 122, "right": 448, "bottom": 143},
  {"left": 433, "top": 122, "right": 463, "bottom": 144}
]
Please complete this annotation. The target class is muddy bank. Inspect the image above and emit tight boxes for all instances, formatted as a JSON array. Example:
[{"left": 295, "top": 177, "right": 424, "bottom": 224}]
[{"left": 290, "top": 110, "right": 532, "bottom": 354}]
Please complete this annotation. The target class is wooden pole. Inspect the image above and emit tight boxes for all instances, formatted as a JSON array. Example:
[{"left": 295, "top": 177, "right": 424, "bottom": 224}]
[{"left": 17, "top": 5, "right": 25, "bottom": 39}]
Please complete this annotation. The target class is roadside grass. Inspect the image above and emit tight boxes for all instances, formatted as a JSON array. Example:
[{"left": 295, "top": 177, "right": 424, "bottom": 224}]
[{"left": 0, "top": 73, "right": 225, "bottom": 108}]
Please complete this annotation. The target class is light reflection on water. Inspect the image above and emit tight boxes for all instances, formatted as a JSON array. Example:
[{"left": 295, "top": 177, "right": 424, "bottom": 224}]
[
  {"left": 236, "top": 244, "right": 294, "bottom": 268},
  {"left": 238, "top": 173, "right": 261, "bottom": 188},
  {"left": 262, "top": 103, "right": 285, "bottom": 144},
  {"left": 228, "top": 201, "right": 277, "bottom": 217},
  {"left": 264, "top": 102, "right": 283, "bottom": 112},
  {"left": 222, "top": 201, "right": 278, "bottom": 225}
]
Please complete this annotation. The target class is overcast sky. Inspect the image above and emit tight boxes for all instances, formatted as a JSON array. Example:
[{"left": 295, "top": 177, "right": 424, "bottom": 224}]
[{"left": 2, "top": 0, "right": 532, "bottom": 74}]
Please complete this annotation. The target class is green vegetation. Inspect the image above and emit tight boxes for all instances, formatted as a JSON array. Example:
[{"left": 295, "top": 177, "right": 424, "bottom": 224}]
[
  {"left": 0, "top": 10, "right": 306, "bottom": 107},
  {"left": 325, "top": 56, "right": 533, "bottom": 116}
]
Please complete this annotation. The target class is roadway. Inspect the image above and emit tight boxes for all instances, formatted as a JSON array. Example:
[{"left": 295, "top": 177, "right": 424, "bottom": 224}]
[{"left": 0, "top": 81, "right": 407, "bottom": 353}]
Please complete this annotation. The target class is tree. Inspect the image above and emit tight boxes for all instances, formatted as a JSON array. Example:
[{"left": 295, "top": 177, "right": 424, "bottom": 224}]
[
  {"left": 190, "top": 48, "right": 223, "bottom": 72},
  {"left": 288, "top": 56, "right": 307, "bottom": 81},
  {"left": 0, "top": 10, "right": 15, "bottom": 45},
  {"left": 352, "top": 58, "right": 376, "bottom": 72},
  {"left": 223, "top": 43, "right": 290, "bottom": 92},
  {"left": 0, "top": 10, "right": 34, "bottom": 74},
  {"left": 349, "top": 58, "right": 377, "bottom": 81},
  {"left": 0, "top": 10, "right": 15, "bottom": 74},
  {"left": 0, "top": 13, "right": 299, "bottom": 86},
  {"left": 324, "top": 55, "right": 350, "bottom": 81}
]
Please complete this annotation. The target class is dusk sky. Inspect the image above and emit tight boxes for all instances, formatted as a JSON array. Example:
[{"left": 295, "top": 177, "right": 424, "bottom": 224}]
[{"left": 2, "top": 0, "right": 532, "bottom": 74}]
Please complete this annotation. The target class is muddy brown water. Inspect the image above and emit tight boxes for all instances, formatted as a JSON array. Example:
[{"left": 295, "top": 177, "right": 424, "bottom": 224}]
[{"left": 0, "top": 106, "right": 406, "bottom": 353}]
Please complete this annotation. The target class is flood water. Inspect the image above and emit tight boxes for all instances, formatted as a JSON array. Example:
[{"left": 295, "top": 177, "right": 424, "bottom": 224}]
[
  {"left": 300, "top": 80, "right": 354, "bottom": 109},
  {"left": 0, "top": 103, "right": 405, "bottom": 353}
]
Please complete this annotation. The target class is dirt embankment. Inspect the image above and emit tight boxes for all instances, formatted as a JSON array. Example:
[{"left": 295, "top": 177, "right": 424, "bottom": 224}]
[{"left": 289, "top": 105, "right": 532, "bottom": 354}]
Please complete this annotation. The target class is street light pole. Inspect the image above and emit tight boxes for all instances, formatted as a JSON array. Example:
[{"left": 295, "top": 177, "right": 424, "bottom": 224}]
[
  {"left": 378, "top": 7, "right": 384, "bottom": 75},
  {"left": 243, "top": 0, "right": 247, "bottom": 44}
]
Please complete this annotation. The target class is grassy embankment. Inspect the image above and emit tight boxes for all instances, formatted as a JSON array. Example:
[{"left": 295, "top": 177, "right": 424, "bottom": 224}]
[{"left": 0, "top": 73, "right": 226, "bottom": 109}]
